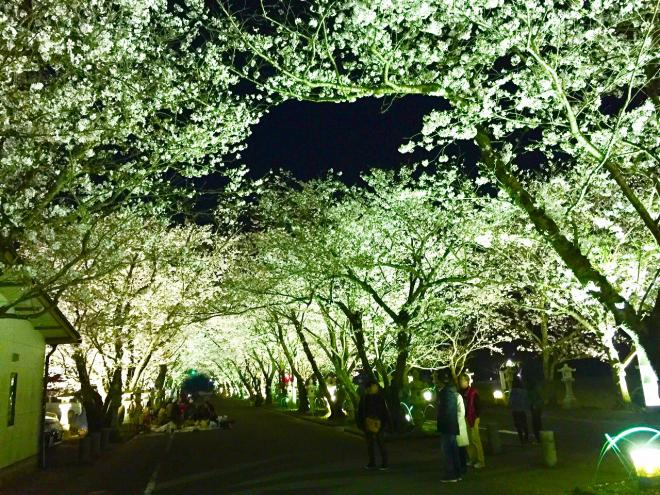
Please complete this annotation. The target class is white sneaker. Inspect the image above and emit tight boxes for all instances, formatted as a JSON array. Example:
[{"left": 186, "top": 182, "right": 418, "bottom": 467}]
[{"left": 473, "top": 463, "right": 485, "bottom": 469}]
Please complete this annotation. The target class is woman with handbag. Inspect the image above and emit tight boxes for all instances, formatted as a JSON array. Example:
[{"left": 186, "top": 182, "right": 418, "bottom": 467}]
[{"left": 356, "top": 380, "right": 391, "bottom": 471}]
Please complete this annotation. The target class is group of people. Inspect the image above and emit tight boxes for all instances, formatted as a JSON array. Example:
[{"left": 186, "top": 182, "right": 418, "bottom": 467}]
[
  {"left": 435, "top": 371, "right": 485, "bottom": 482},
  {"left": 150, "top": 395, "right": 224, "bottom": 430},
  {"left": 508, "top": 375, "right": 544, "bottom": 445},
  {"left": 354, "top": 371, "right": 498, "bottom": 483}
]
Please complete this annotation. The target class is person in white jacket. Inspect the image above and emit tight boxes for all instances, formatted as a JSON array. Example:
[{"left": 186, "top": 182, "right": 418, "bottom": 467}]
[{"left": 456, "top": 392, "right": 469, "bottom": 476}]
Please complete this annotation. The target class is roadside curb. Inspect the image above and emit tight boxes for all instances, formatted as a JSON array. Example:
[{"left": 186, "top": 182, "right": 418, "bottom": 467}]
[
  {"left": 275, "top": 408, "right": 442, "bottom": 439},
  {"left": 275, "top": 409, "right": 364, "bottom": 437}
]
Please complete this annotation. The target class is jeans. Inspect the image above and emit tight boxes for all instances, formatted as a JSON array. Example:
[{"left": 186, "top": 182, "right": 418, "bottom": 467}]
[
  {"left": 458, "top": 446, "right": 468, "bottom": 475},
  {"left": 365, "top": 431, "right": 387, "bottom": 467},
  {"left": 440, "top": 433, "right": 461, "bottom": 479}
]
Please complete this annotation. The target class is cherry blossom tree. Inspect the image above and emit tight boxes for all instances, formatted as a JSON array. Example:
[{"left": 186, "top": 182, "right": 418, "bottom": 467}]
[
  {"left": 1, "top": 0, "right": 261, "bottom": 316},
  {"left": 215, "top": 0, "right": 660, "bottom": 385},
  {"left": 52, "top": 220, "right": 222, "bottom": 429}
]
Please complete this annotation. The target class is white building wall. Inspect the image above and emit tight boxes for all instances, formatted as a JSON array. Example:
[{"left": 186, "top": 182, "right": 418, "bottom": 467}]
[{"left": 0, "top": 317, "right": 45, "bottom": 470}]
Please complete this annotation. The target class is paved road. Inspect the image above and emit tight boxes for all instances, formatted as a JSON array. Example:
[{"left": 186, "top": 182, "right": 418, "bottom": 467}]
[{"left": 4, "top": 399, "right": 655, "bottom": 495}]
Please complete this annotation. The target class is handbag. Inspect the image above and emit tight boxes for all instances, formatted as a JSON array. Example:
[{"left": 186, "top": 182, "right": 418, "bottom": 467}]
[{"left": 365, "top": 416, "right": 381, "bottom": 433}]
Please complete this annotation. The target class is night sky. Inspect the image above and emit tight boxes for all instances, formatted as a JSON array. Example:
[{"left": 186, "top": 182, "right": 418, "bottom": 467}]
[{"left": 243, "top": 96, "right": 441, "bottom": 183}]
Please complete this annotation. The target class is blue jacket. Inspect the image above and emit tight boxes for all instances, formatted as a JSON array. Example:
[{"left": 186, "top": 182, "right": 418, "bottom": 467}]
[{"left": 436, "top": 384, "right": 459, "bottom": 435}]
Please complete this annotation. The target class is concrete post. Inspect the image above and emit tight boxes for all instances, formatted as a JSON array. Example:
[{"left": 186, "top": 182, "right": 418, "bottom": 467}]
[
  {"left": 540, "top": 430, "right": 557, "bottom": 467},
  {"left": 486, "top": 423, "right": 502, "bottom": 455},
  {"left": 78, "top": 436, "right": 92, "bottom": 463}
]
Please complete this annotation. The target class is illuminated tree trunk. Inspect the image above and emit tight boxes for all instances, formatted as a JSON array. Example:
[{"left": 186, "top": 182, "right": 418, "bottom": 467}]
[
  {"left": 72, "top": 350, "right": 103, "bottom": 433},
  {"left": 386, "top": 328, "right": 411, "bottom": 432},
  {"left": 153, "top": 364, "right": 168, "bottom": 408},
  {"left": 611, "top": 363, "right": 632, "bottom": 406},
  {"left": 291, "top": 316, "right": 342, "bottom": 418},
  {"left": 275, "top": 324, "right": 309, "bottom": 412},
  {"left": 129, "top": 348, "right": 154, "bottom": 392},
  {"left": 254, "top": 355, "right": 275, "bottom": 406},
  {"left": 334, "top": 366, "right": 358, "bottom": 413},
  {"left": 628, "top": 333, "right": 660, "bottom": 407},
  {"left": 476, "top": 130, "right": 660, "bottom": 383},
  {"left": 336, "top": 303, "right": 375, "bottom": 382},
  {"left": 103, "top": 365, "right": 123, "bottom": 429}
]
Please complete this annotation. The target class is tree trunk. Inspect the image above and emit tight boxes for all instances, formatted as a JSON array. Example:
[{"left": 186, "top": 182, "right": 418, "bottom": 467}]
[
  {"left": 385, "top": 329, "right": 411, "bottom": 432},
  {"left": 476, "top": 129, "right": 660, "bottom": 379},
  {"left": 292, "top": 319, "right": 337, "bottom": 417},
  {"left": 153, "top": 364, "right": 168, "bottom": 408},
  {"left": 103, "top": 366, "right": 123, "bottom": 429},
  {"left": 334, "top": 365, "right": 359, "bottom": 413},
  {"left": 610, "top": 361, "right": 632, "bottom": 406},
  {"left": 263, "top": 370, "right": 274, "bottom": 406},
  {"left": 129, "top": 349, "right": 154, "bottom": 392},
  {"left": 337, "top": 304, "right": 375, "bottom": 382},
  {"left": 275, "top": 325, "right": 310, "bottom": 412},
  {"left": 235, "top": 366, "right": 257, "bottom": 402},
  {"left": 39, "top": 345, "right": 57, "bottom": 468},
  {"left": 72, "top": 350, "right": 103, "bottom": 433},
  {"left": 629, "top": 333, "right": 660, "bottom": 407}
]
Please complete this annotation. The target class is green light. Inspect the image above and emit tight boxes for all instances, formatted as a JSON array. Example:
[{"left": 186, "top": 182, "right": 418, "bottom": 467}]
[{"left": 598, "top": 426, "right": 660, "bottom": 482}]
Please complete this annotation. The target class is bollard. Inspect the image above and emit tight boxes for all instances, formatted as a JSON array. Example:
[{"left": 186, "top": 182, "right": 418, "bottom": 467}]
[
  {"left": 101, "top": 428, "right": 112, "bottom": 450},
  {"left": 486, "top": 423, "right": 502, "bottom": 455},
  {"left": 91, "top": 432, "right": 102, "bottom": 457},
  {"left": 540, "top": 430, "right": 557, "bottom": 467},
  {"left": 78, "top": 436, "right": 92, "bottom": 463}
]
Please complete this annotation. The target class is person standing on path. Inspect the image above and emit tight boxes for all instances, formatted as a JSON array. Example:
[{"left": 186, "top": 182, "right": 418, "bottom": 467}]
[
  {"left": 456, "top": 388, "right": 469, "bottom": 477},
  {"left": 356, "top": 380, "right": 391, "bottom": 471},
  {"left": 436, "top": 371, "right": 462, "bottom": 483},
  {"left": 509, "top": 375, "right": 530, "bottom": 444},
  {"left": 458, "top": 373, "right": 485, "bottom": 468},
  {"left": 526, "top": 375, "right": 544, "bottom": 443}
]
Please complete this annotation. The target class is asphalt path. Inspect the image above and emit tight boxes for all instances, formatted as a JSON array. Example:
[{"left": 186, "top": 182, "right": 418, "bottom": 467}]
[
  {"left": 4, "top": 399, "right": 657, "bottom": 495},
  {"left": 135, "top": 400, "right": 647, "bottom": 495}
]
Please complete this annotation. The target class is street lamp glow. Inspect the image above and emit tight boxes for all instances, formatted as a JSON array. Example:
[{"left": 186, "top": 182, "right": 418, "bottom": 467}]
[
  {"left": 423, "top": 390, "right": 433, "bottom": 402},
  {"left": 630, "top": 447, "right": 660, "bottom": 479},
  {"left": 493, "top": 389, "right": 504, "bottom": 400}
]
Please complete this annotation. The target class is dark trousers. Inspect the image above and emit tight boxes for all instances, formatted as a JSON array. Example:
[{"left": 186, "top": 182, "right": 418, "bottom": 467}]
[
  {"left": 512, "top": 411, "right": 529, "bottom": 444},
  {"left": 365, "top": 431, "right": 387, "bottom": 467},
  {"left": 458, "top": 446, "right": 468, "bottom": 475},
  {"left": 440, "top": 433, "right": 461, "bottom": 479},
  {"left": 530, "top": 407, "right": 542, "bottom": 442}
]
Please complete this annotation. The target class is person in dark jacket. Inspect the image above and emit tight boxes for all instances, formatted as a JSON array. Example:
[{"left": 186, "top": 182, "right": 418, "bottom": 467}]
[
  {"left": 509, "top": 375, "right": 530, "bottom": 444},
  {"left": 356, "top": 380, "right": 391, "bottom": 470},
  {"left": 435, "top": 371, "right": 462, "bottom": 482},
  {"left": 526, "top": 374, "right": 544, "bottom": 443}
]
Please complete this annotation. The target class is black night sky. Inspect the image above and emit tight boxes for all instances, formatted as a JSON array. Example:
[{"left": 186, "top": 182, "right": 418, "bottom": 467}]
[{"left": 243, "top": 96, "right": 441, "bottom": 183}]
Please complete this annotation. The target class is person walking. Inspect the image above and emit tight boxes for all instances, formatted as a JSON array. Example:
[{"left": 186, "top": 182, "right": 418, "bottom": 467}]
[
  {"left": 356, "top": 380, "right": 391, "bottom": 471},
  {"left": 509, "top": 375, "right": 530, "bottom": 444},
  {"left": 436, "top": 371, "right": 462, "bottom": 483},
  {"left": 458, "top": 373, "right": 485, "bottom": 468}
]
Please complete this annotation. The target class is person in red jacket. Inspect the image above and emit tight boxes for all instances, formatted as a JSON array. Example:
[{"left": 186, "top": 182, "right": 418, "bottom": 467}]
[{"left": 458, "top": 373, "right": 485, "bottom": 468}]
